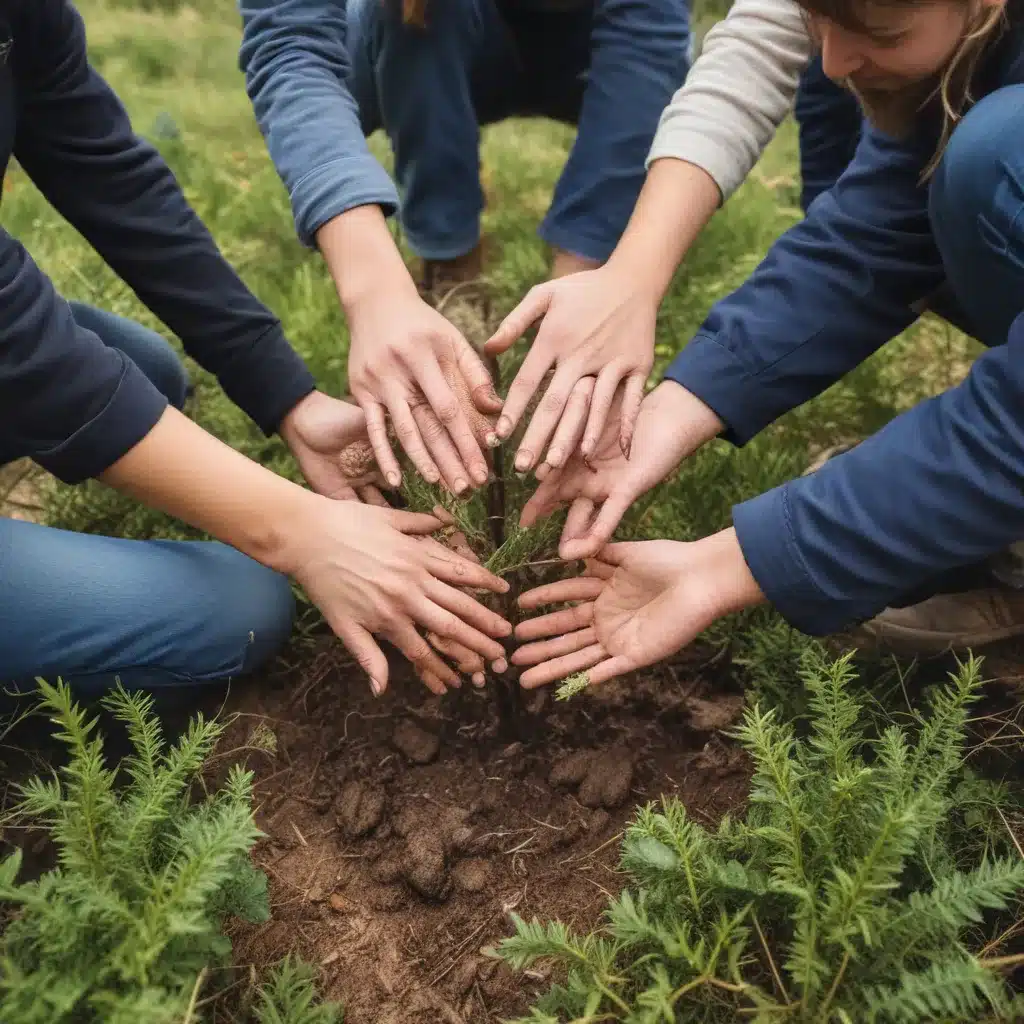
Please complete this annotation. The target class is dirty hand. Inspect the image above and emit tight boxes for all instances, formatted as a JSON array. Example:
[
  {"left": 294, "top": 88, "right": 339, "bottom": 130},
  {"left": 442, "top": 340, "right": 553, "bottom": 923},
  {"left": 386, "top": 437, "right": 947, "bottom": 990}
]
[
  {"left": 424, "top": 504, "right": 509, "bottom": 689},
  {"left": 287, "top": 499, "right": 512, "bottom": 696},
  {"left": 520, "top": 381, "right": 724, "bottom": 561},
  {"left": 347, "top": 288, "right": 502, "bottom": 496},
  {"left": 280, "top": 390, "right": 389, "bottom": 505},
  {"left": 512, "top": 532, "right": 764, "bottom": 690},
  {"left": 483, "top": 265, "right": 657, "bottom": 473}
]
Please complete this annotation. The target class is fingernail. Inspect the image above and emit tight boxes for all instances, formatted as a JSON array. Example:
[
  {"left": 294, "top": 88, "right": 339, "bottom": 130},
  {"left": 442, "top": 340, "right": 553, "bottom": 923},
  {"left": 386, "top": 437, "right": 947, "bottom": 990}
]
[
  {"left": 486, "top": 432, "right": 500, "bottom": 448},
  {"left": 386, "top": 472, "right": 401, "bottom": 488},
  {"left": 514, "top": 451, "right": 532, "bottom": 473},
  {"left": 580, "top": 442, "right": 592, "bottom": 458},
  {"left": 370, "top": 678, "right": 383, "bottom": 697},
  {"left": 493, "top": 659, "right": 508, "bottom": 674},
  {"left": 623, "top": 438, "right": 633, "bottom": 460},
  {"left": 472, "top": 673, "right": 486, "bottom": 687},
  {"left": 546, "top": 449, "right": 562, "bottom": 468},
  {"left": 472, "top": 465, "right": 489, "bottom": 485},
  {"left": 497, "top": 416, "right": 512, "bottom": 438},
  {"left": 454, "top": 477, "right": 468, "bottom": 494},
  {"left": 583, "top": 454, "right": 596, "bottom": 473},
  {"left": 425, "top": 469, "right": 440, "bottom": 484}
]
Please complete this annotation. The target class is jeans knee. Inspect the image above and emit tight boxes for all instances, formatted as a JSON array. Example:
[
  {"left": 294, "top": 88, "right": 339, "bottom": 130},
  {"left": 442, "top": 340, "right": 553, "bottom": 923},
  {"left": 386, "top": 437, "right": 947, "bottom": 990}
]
[
  {"left": 224, "top": 555, "right": 296, "bottom": 675},
  {"left": 930, "top": 86, "right": 1024, "bottom": 239}
]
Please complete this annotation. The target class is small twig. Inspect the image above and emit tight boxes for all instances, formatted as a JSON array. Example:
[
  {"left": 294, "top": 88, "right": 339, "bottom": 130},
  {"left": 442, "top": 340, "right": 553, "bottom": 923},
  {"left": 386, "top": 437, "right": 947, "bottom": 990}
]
[{"left": 182, "top": 967, "right": 208, "bottom": 1024}]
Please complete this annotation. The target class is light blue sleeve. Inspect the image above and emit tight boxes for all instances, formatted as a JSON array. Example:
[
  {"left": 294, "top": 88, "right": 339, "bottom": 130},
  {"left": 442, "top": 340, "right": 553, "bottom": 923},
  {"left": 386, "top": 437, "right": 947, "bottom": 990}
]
[{"left": 239, "top": 0, "right": 399, "bottom": 247}]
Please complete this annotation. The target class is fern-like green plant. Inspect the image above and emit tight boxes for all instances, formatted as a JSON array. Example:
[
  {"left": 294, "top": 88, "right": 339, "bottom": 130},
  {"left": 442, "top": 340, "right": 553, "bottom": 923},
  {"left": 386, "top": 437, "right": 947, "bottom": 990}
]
[
  {"left": 495, "top": 651, "right": 1024, "bottom": 1023},
  {"left": 253, "top": 955, "right": 344, "bottom": 1024},
  {"left": 0, "top": 679, "right": 271, "bottom": 1023}
]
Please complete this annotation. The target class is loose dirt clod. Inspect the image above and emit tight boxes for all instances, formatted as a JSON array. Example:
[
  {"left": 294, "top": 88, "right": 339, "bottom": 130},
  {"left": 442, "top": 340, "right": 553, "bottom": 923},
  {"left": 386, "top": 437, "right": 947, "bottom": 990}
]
[
  {"left": 402, "top": 832, "right": 451, "bottom": 902},
  {"left": 337, "top": 780, "right": 387, "bottom": 838},
  {"left": 578, "top": 749, "right": 634, "bottom": 809},
  {"left": 392, "top": 720, "right": 441, "bottom": 765},
  {"left": 548, "top": 749, "right": 594, "bottom": 787},
  {"left": 451, "top": 858, "right": 491, "bottom": 894},
  {"left": 685, "top": 694, "right": 745, "bottom": 732}
]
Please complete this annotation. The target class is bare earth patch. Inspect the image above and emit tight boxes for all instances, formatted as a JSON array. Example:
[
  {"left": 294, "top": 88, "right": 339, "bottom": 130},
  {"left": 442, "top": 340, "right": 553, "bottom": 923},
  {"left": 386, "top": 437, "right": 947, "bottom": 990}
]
[{"left": 217, "top": 640, "right": 751, "bottom": 1024}]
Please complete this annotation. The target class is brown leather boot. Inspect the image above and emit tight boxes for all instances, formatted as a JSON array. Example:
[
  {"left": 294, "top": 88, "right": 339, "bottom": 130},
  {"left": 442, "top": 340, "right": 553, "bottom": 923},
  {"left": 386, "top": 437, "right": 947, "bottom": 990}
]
[{"left": 417, "top": 240, "right": 485, "bottom": 298}]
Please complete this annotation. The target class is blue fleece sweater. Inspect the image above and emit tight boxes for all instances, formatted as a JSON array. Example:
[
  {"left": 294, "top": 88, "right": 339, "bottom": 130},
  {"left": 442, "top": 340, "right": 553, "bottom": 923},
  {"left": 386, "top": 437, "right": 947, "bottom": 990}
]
[
  {"left": 0, "top": 0, "right": 315, "bottom": 484},
  {"left": 666, "top": 28, "right": 1024, "bottom": 636}
]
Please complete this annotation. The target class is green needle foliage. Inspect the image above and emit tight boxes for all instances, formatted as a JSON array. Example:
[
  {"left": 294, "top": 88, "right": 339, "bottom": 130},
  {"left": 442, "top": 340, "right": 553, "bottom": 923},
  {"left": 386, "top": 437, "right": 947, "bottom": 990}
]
[
  {"left": 496, "top": 651, "right": 1024, "bottom": 1023},
  {"left": 253, "top": 956, "right": 343, "bottom": 1024},
  {"left": 0, "top": 680, "right": 336, "bottom": 1023}
]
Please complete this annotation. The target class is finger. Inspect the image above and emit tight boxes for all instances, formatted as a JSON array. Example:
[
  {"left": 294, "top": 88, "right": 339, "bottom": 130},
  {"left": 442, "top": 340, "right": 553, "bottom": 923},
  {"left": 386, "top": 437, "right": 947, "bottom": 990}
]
[
  {"left": 514, "top": 603, "right": 595, "bottom": 642},
  {"left": 519, "top": 472, "right": 567, "bottom": 528},
  {"left": 414, "top": 598, "right": 509, "bottom": 663},
  {"left": 581, "top": 365, "right": 626, "bottom": 460},
  {"left": 582, "top": 557, "right": 615, "bottom": 581},
  {"left": 484, "top": 285, "right": 551, "bottom": 355},
  {"left": 534, "top": 462, "right": 552, "bottom": 482},
  {"left": 358, "top": 485, "right": 391, "bottom": 508},
  {"left": 387, "top": 621, "right": 460, "bottom": 693},
  {"left": 428, "top": 631, "right": 486, "bottom": 686},
  {"left": 513, "top": 626, "right": 597, "bottom": 667},
  {"left": 514, "top": 365, "right": 581, "bottom": 474},
  {"left": 421, "top": 541, "right": 511, "bottom": 595},
  {"left": 419, "top": 668, "right": 452, "bottom": 694},
  {"left": 560, "top": 490, "right": 633, "bottom": 561},
  {"left": 542, "top": 377, "right": 593, "bottom": 471},
  {"left": 518, "top": 577, "right": 604, "bottom": 610},
  {"left": 494, "top": 345, "right": 555, "bottom": 442},
  {"left": 454, "top": 335, "right": 504, "bottom": 414},
  {"left": 389, "top": 510, "right": 446, "bottom": 535},
  {"left": 618, "top": 373, "right": 646, "bottom": 458},
  {"left": 334, "top": 620, "right": 390, "bottom": 696},
  {"left": 426, "top": 578, "right": 514, "bottom": 637},
  {"left": 412, "top": 404, "right": 473, "bottom": 495},
  {"left": 585, "top": 655, "right": 634, "bottom": 687},
  {"left": 591, "top": 542, "right": 640, "bottom": 567},
  {"left": 417, "top": 359, "right": 489, "bottom": 486},
  {"left": 385, "top": 391, "right": 441, "bottom": 485},
  {"left": 519, "top": 644, "right": 606, "bottom": 690},
  {"left": 561, "top": 498, "right": 596, "bottom": 546},
  {"left": 362, "top": 401, "right": 402, "bottom": 490}
]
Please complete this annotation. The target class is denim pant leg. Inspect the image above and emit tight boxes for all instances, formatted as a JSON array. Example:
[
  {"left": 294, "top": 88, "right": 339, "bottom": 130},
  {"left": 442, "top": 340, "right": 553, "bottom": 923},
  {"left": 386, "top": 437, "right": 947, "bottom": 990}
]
[
  {"left": 794, "top": 56, "right": 863, "bottom": 212},
  {"left": 346, "top": 0, "right": 518, "bottom": 261},
  {"left": 0, "top": 308, "right": 295, "bottom": 697}
]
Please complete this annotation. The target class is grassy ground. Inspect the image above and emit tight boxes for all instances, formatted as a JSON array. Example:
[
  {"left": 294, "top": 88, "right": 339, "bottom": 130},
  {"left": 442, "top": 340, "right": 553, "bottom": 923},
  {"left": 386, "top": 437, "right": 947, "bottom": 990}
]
[{"left": 7, "top": 0, "right": 979, "bottom": 554}]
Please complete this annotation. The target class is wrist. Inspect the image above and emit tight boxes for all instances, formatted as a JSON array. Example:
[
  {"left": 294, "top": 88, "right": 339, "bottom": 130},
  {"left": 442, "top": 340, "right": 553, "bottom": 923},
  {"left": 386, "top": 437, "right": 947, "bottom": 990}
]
[
  {"left": 697, "top": 527, "right": 766, "bottom": 617},
  {"left": 317, "top": 205, "right": 419, "bottom": 314},
  {"left": 655, "top": 379, "right": 725, "bottom": 451}
]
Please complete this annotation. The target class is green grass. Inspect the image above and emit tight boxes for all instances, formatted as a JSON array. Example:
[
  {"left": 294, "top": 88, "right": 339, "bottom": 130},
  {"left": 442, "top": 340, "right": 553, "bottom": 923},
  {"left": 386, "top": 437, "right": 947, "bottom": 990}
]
[{"left": 9, "top": 0, "right": 978, "bottom": 559}]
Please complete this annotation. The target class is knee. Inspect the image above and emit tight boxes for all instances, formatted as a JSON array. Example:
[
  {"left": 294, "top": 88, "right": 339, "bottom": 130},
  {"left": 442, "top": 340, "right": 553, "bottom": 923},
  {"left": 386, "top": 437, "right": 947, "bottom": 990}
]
[
  {"left": 210, "top": 547, "right": 296, "bottom": 676},
  {"left": 930, "top": 85, "right": 1024, "bottom": 238}
]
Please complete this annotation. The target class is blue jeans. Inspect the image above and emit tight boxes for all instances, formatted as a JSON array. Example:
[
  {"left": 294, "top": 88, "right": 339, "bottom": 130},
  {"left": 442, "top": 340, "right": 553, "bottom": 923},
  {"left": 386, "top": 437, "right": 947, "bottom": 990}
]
[
  {"left": 0, "top": 304, "right": 295, "bottom": 697},
  {"left": 794, "top": 56, "right": 863, "bottom": 211},
  {"left": 346, "top": 0, "right": 689, "bottom": 261}
]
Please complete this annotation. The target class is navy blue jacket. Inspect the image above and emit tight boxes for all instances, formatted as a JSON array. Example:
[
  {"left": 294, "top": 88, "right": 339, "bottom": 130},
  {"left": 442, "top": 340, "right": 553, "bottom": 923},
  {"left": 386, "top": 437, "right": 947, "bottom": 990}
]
[
  {"left": 0, "top": 0, "right": 315, "bottom": 484},
  {"left": 666, "top": 26, "right": 1024, "bottom": 636}
]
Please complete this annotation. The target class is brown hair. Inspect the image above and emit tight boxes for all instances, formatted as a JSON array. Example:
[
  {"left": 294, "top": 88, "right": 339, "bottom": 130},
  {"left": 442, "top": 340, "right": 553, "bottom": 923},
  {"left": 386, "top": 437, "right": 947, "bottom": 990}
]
[{"left": 796, "top": 0, "right": 1008, "bottom": 177}]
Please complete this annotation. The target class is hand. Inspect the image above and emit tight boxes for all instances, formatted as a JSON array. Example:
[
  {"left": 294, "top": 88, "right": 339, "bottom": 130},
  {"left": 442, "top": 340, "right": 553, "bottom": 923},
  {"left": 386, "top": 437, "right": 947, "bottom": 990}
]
[
  {"left": 520, "top": 381, "right": 724, "bottom": 561},
  {"left": 483, "top": 265, "right": 658, "bottom": 474},
  {"left": 283, "top": 498, "right": 513, "bottom": 696},
  {"left": 512, "top": 531, "right": 764, "bottom": 689},
  {"left": 279, "top": 390, "right": 388, "bottom": 504},
  {"left": 347, "top": 288, "right": 503, "bottom": 496}
]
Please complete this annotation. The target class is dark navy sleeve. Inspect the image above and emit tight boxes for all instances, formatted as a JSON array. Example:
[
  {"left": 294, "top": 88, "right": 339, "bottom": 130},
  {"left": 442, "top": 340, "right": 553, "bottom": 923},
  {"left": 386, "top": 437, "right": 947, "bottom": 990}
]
[
  {"left": 10, "top": 0, "right": 315, "bottom": 441},
  {"left": 664, "top": 125, "right": 944, "bottom": 443},
  {"left": 0, "top": 232, "right": 168, "bottom": 483},
  {"left": 734, "top": 312, "right": 1024, "bottom": 634}
]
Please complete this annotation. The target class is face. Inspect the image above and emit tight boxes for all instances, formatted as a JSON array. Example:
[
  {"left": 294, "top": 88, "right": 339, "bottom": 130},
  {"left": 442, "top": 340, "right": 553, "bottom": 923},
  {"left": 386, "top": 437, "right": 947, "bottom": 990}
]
[{"left": 807, "top": 0, "right": 998, "bottom": 92}]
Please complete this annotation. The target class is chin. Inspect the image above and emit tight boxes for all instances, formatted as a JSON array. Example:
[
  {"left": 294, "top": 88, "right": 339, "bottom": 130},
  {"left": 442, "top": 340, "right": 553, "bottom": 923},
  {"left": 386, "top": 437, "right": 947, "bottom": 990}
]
[{"left": 846, "top": 76, "right": 938, "bottom": 137}]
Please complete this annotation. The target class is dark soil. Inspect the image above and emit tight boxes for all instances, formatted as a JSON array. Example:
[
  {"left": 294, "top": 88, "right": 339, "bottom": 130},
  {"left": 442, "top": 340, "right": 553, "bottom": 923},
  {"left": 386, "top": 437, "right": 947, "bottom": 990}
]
[{"left": 215, "top": 639, "right": 752, "bottom": 1024}]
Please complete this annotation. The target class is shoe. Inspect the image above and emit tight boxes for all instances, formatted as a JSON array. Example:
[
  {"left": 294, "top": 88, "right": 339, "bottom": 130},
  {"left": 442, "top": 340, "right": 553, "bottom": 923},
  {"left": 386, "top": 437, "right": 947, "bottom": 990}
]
[
  {"left": 851, "top": 588, "right": 1024, "bottom": 655},
  {"left": 417, "top": 240, "right": 485, "bottom": 297}
]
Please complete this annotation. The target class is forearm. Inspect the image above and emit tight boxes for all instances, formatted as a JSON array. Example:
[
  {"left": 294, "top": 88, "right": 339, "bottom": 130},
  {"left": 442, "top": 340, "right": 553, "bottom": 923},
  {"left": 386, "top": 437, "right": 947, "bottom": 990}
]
[
  {"left": 317, "top": 205, "right": 418, "bottom": 312},
  {"left": 99, "top": 406, "right": 309, "bottom": 574},
  {"left": 605, "top": 159, "right": 722, "bottom": 305}
]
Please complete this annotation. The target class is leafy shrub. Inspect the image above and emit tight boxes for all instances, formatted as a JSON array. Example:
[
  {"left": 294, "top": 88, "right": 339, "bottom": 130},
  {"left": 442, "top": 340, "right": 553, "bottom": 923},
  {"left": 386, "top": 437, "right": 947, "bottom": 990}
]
[
  {"left": 0, "top": 680, "right": 339, "bottom": 1023},
  {"left": 253, "top": 955, "right": 343, "bottom": 1024},
  {"left": 497, "top": 651, "right": 1024, "bottom": 1023}
]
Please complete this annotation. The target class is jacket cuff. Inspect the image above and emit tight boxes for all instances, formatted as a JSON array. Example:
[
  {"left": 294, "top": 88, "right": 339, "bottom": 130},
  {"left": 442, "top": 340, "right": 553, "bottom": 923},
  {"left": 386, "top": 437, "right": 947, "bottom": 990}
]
[
  {"left": 291, "top": 156, "right": 400, "bottom": 248},
  {"left": 35, "top": 356, "right": 169, "bottom": 484},
  {"left": 732, "top": 483, "right": 844, "bottom": 637},
  {"left": 663, "top": 334, "right": 772, "bottom": 445},
  {"left": 217, "top": 325, "right": 317, "bottom": 435}
]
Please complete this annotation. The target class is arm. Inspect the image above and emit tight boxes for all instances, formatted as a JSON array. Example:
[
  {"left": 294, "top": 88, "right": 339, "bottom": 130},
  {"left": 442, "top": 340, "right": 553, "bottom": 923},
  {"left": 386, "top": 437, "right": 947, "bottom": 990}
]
[
  {"left": 541, "top": 0, "right": 690, "bottom": 265},
  {"left": 12, "top": 0, "right": 314, "bottom": 435},
  {"left": 665, "top": 124, "right": 944, "bottom": 443},
  {"left": 734, "top": 314, "right": 1024, "bottom": 634}
]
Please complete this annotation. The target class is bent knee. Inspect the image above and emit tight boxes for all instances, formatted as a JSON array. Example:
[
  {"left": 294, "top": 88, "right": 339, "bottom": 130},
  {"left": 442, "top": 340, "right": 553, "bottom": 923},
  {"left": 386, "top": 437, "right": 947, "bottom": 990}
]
[{"left": 931, "top": 85, "right": 1024, "bottom": 225}]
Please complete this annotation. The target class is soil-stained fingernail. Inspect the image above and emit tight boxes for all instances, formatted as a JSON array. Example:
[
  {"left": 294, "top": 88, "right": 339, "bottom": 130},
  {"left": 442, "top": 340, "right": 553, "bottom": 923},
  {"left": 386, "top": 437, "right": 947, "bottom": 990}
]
[
  {"left": 472, "top": 673, "right": 486, "bottom": 687},
  {"left": 486, "top": 432, "right": 500, "bottom": 448},
  {"left": 493, "top": 658, "right": 508, "bottom": 674},
  {"left": 454, "top": 477, "right": 468, "bottom": 494},
  {"left": 472, "top": 464, "right": 489, "bottom": 485},
  {"left": 386, "top": 472, "right": 401, "bottom": 488},
  {"left": 370, "top": 678, "right": 383, "bottom": 697},
  {"left": 514, "top": 451, "right": 532, "bottom": 473}
]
